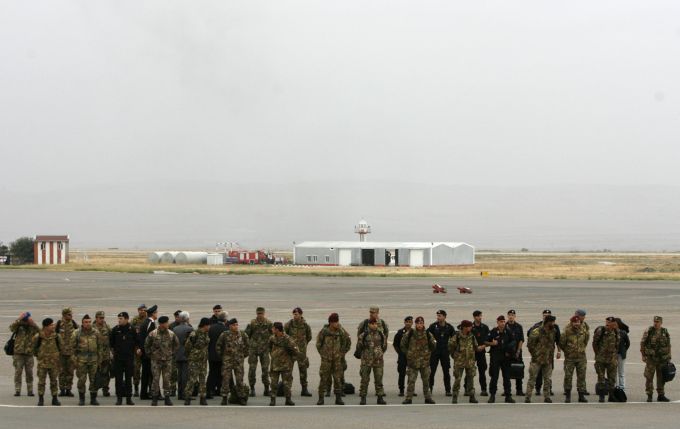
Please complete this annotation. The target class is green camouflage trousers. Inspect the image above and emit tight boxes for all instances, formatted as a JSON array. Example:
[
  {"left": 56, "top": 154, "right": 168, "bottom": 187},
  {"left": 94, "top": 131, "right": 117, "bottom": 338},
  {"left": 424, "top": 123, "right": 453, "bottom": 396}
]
[
  {"left": 294, "top": 355, "right": 309, "bottom": 388},
  {"left": 13, "top": 354, "right": 34, "bottom": 393},
  {"left": 248, "top": 352, "right": 270, "bottom": 388},
  {"left": 318, "top": 359, "right": 344, "bottom": 396},
  {"left": 526, "top": 361, "right": 552, "bottom": 398},
  {"left": 270, "top": 370, "right": 293, "bottom": 398},
  {"left": 406, "top": 366, "right": 432, "bottom": 400},
  {"left": 221, "top": 364, "right": 245, "bottom": 398},
  {"left": 563, "top": 359, "right": 587, "bottom": 393},
  {"left": 151, "top": 359, "right": 173, "bottom": 397},
  {"left": 169, "top": 359, "right": 177, "bottom": 391},
  {"left": 99, "top": 360, "right": 111, "bottom": 393},
  {"left": 644, "top": 362, "right": 666, "bottom": 395},
  {"left": 58, "top": 355, "right": 75, "bottom": 390},
  {"left": 359, "top": 365, "right": 384, "bottom": 397},
  {"left": 184, "top": 361, "right": 207, "bottom": 398},
  {"left": 133, "top": 354, "right": 142, "bottom": 387},
  {"left": 594, "top": 361, "right": 617, "bottom": 391},
  {"left": 37, "top": 367, "right": 59, "bottom": 396},
  {"left": 324, "top": 356, "right": 347, "bottom": 394},
  {"left": 76, "top": 361, "right": 98, "bottom": 393},
  {"left": 453, "top": 365, "right": 476, "bottom": 397}
]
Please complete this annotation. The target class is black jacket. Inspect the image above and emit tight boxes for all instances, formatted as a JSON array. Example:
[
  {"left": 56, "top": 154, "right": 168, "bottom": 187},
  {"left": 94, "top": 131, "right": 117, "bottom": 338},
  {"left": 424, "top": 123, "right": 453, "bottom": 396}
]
[
  {"left": 393, "top": 328, "right": 408, "bottom": 363},
  {"left": 208, "top": 322, "right": 227, "bottom": 362},
  {"left": 110, "top": 323, "right": 137, "bottom": 361},
  {"left": 487, "top": 327, "right": 517, "bottom": 362},
  {"left": 472, "top": 322, "right": 490, "bottom": 355},
  {"left": 427, "top": 321, "right": 456, "bottom": 354},
  {"left": 138, "top": 318, "right": 156, "bottom": 357},
  {"left": 618, "top": 330, "right": 630, "bottom": 359}
]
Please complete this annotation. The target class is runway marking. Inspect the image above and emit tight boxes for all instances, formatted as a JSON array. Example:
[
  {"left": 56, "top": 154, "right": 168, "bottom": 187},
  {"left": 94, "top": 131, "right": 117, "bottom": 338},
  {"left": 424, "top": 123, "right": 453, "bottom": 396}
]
[{"left": 1, "top": 401, "right": 678, "bottom": 408}]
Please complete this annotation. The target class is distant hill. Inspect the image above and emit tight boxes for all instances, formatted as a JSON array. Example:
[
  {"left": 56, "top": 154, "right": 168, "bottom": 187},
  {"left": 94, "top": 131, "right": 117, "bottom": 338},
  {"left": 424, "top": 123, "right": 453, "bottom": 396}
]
[{"left": 1, "top": 181, "right": 678, "bottom": 251}]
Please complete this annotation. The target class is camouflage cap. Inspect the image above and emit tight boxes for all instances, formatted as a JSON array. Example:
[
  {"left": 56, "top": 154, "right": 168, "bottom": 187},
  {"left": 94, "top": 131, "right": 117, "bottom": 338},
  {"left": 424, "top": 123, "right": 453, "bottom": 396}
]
[
  {"left": 62, "top": 307, "right": 72, "bottom": 315},
  {"left": 95, "top": 311, "right": 105, "bottom": 318},
  {"left": 369, "top": 306, "right": 379, "bottom": 312},
  {"left": 654, "top": 316, "right": 663, "bottom": 322},
  {"left": 256, "top": 307, "right": 265, "bottom": 313}
]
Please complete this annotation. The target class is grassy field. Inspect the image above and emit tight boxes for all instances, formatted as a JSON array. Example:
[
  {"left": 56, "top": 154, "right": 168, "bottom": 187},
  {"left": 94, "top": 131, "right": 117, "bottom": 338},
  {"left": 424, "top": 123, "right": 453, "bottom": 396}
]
[{"left": 2, "top": 250, "right": 680, "bottom": 280}]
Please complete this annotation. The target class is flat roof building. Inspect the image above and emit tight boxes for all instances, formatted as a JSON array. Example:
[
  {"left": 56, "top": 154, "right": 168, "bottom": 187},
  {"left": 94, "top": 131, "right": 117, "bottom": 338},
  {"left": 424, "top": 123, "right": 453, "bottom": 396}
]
[
  {"left": 34, "top": 235, "right": 69, "bottom": 265},
  {"left": 293, "top": 241, "right": 474, "bottom": 267}
]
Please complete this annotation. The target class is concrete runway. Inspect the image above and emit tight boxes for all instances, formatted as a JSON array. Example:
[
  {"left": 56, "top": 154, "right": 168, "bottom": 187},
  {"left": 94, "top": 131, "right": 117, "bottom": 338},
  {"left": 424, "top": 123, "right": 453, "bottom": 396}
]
[{"left": 0, "top": 270, "right": 678, "bottom": 428}]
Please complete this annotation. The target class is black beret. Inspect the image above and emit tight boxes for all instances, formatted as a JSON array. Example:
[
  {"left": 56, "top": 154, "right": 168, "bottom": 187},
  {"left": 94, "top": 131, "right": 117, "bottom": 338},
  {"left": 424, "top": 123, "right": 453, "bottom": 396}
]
[
  {"left": 436, "top": 309, "right": 447, "bottom": 317},
  {"left": 497, "top": 315, "right": 506, "bottom": 321},
  {"left": 42, "top": 317, "right": 53, "bottom": 327},
  {"left": 507, "top": 309, "right": 516, "bottom": 315},
  {"left": 228, "top": 318, "right": 238, "bottom": 325},
  {"left": 147, "top": 305, "right": 158, "bottom": 314},
  {"left": 199, "top": 317, "right": 211, "bottom": 327},
  {"left": 118, "top": 312, "right": 129, "bottom": 319},
  {"left": 158, "top": 316, "right": 169, "bottom": 324},
  {"left": 273, "top": 322, "right": 284, "bottom": 331},
  {"left": 213, "top": 304, "right": 222, "bottom": 310},
  {"left": 404, "top": 316, "right": 413, "bottom": 322},
  {"left": 543, "top": 309, "right": 552, "bottom": 315},
  {"left": 82, "top": 314, "right": 91, "bottom": 321},
  {"left": 545, "top": 315, "right": 556, "bottom": 323},
  {"left": 293, "top": 307, "right": 303, "bottom": 314}
]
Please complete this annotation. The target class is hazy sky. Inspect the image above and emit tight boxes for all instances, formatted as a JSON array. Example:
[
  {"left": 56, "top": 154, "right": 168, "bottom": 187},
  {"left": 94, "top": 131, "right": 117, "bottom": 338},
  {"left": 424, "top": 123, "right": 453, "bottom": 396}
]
[{"left": 1, "top": 2, "right": 679, "bottom": 249}]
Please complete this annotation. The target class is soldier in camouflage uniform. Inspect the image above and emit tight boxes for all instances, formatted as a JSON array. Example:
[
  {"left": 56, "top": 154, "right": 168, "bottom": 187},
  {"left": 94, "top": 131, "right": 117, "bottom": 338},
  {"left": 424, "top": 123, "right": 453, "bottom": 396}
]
[
  {"left": 72, "top": 314, "right": 103, "bottom": 406},
  {"left": 94, "top": 310, "right": 112, "bottom": 397},
  {"left": 560, "top": 315, "right": 589, "bottom": 403},
  {"left": 216, "top": 318, "right": 250, "bottom": 406},
  {"left": 641, "top": 316, "right": 672, "bottom": 402},
  {"left": 184, "top": 318, "right": 211, "bottom": 406},
  {"left": 316, "top": 313, "right": 351, "bottom": 405},
  {"left": 593, "top": 316, "right": 620, "bottom": 402},
  {"left": 524, "top": 315, "right": 556, "bottom": 403},
  {"left": 449, "top": 320, "right": 478, "bottom": 404},
  {"left": 144, "top": 315, "right": 180, "bottom": 406},
  {"left": 268, "top": 322, "right": 301, "bottom": 406},
  {"left": 400, "top": 316, "right": 436, "bottom": 404},
  {"left": 356, "top": 317, "right": 387, "bottom": 405},
  {"left": 10, "top": 312, "right": 39, "bottom": 396},
  {"left": 56, "top": 307, "right": 78, "bottom": 397},
  {"left": 284, "top": 307, "right": 313, "bottom": 396},
  {"left": 245, "top": 307, "right": 273, "bottom": 397},
  {"left": 32, "top": 318, "right": 62, "bottom": 406},
  {"left": 131, "top": 304, "right": 146, "bottom": 397}
]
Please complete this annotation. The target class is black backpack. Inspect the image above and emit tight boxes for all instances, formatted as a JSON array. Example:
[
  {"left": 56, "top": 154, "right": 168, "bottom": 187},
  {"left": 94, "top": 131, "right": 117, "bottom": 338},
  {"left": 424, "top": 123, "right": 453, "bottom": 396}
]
[
  {"left": 4, "top": 332, "right": 16, "bottom": 356},
  {"left": 610, "top": 386, "right": 627, "bottom": 402},
  {"left": 662, "top": 362, "right": 676, "bottom": 383}
]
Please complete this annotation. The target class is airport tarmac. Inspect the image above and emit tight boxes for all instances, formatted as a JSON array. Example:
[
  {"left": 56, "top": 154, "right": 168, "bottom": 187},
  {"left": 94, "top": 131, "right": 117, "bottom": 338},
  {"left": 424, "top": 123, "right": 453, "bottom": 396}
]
[{"left": 0, "top": 270, "right": 678, "bottom": 428}]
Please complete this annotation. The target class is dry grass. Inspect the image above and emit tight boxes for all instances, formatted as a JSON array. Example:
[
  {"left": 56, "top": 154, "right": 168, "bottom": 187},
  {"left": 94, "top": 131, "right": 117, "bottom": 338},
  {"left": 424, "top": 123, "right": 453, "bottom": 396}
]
[{"left": 2, "top": 250, "right": 680, "bottom": 281}]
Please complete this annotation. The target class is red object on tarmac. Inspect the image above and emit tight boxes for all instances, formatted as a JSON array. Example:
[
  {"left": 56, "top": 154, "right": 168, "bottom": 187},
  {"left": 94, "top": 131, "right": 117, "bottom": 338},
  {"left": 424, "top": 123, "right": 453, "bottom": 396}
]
[{"left": 432, "top": 284, "right": 448, "bottom": 294}]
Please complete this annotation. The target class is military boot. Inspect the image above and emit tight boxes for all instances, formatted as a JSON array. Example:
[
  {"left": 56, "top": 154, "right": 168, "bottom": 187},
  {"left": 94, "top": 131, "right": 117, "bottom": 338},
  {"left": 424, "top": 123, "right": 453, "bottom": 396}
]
[
  {"left": 544, "top": 396, "right": 552, "bottom": 403},
  {"left": 335, "top": 394, "right": 345, "bottom": 405},
  {"left": 152, "top": 396, "right": 159, "bottom": 406},
  {"left": 488, "top": 394, "right": 495, "bottom": 403},
  {"left": 14, "top": 390, "right": 20, "bottom": 397},
  {"left": 90, "top": 392, "right": 100, "bottom": 406},
  {"left": 38, "top": 395, "right": 44, "bottom": 406},
  {"left": 199, "top": 397, "right": 208, "bottom": 406},
  {"left": 58, "top": 389, "right": 65, "bottom": 397},
  {"left": 184, "top": 398, "right": 192, "bottom": 406},
  {"left": 78, "top": 392, "right": 85, "bottom": 406},
  {"left": 134, "top": 385, "right": 139, "bottom": 397},
  {"left": 402, "top": 398, "right": 412, "bottom": 404},
  {"left": 116, "top": 396, "right": 123, "bottom": 406},
  {"left": 598, "top": 393, "right": 605, "bottom": 403},
  {"left": 65, "top": 390, "right": 74, "bottom": 397},
  {"left": 164, "top": 395, "right": 173, "bottom": 406},
  {"left": 270, "top": 397, "right": 276, "bottom": 406},
  {"left": 480, "top": 390, "right": 488, "bottom": 397},
  {"left": 52, "top": 396, "right": 61, "bottom": 406},
  {"left": 317, "top": 394, "right": 324, "bottom": 405},
  {"left": 301, "top": 386, "right": 312, "bottom": 397},
  {"left": 360, "top": 396, "right": 366, "bottom": 405},
  {"left": 103, "top": 388, "right": 111, "bottom": 397},
  {"left": 658, "top": 395, "right": 670, "bottom": 402},
  {"left": 377, "top": 396, "right": 386, "bottom": 405},
  {"left": 249, "top": 385, "right": 256, "bottom": 397},
  {"left": 285, "top": 397, "right": 295, "bottom": 406},
  {"left": 451, "top": 394, "right": 458, "bottom": 404},
  {"left": 564, "top": 391, "right": 571, "bottom": 403},
  {"left": 398, "top": 388, "right": 404, "bottom": 397},
  {"left": 505, "top": 395, "right": 515, "bottom": 403},
  {"left": 425, "top": 397, "right": 436, "bottom": 404},
  {"left": 469, "top": 395, "right": 478, "bottom": 404},
  {"left": 578, "top": 392, "right": 588, "bottom": 403},
  {"left": 263, "top": 385, "right": 270, "bottom": 396},
  {"left": 221, "top": 396, "right": 228, "bottom": 406},
  {"left": 524, "top": 396, "right": 531, "bottom": 403},
  {"left": 325, "top": 390, "right": 331, "bottom": 397},
  {"left": 126, "top": 396, "right": 135, "bottom": 405}
]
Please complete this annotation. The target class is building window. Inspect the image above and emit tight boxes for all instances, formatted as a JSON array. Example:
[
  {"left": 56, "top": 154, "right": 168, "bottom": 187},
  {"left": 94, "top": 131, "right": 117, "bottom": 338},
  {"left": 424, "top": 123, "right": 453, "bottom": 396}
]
[
  {"left": 40, "top": 243, "right": 45, "bottom": 250},
  {"left": 325, "top": 255, "right": 330, "bottom": 263},
  {"left": 306, "top": 255, "right": 312, "bottom": 263}
]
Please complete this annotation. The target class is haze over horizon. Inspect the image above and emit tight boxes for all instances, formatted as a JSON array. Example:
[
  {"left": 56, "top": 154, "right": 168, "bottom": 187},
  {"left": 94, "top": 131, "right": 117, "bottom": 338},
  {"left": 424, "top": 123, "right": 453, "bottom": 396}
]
[{"left": 1, "top": 2, "right": 679, "bottom": 251}]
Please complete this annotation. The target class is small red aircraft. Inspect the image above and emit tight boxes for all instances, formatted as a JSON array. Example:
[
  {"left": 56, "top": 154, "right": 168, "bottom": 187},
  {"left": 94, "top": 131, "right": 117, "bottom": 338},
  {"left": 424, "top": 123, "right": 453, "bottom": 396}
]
[
  {"left": 457, "top": 287, "right": 473, "bottom": 294},
  {"left": 432, "top": 284, "right": 447, "bottom": 294}
]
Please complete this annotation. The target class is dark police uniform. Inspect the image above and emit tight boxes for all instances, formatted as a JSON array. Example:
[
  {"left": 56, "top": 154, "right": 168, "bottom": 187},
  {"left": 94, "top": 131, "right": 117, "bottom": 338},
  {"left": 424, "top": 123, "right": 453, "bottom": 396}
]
[
  {"left": 472, "top": 321, "right": 490, "bottom": 393},
  {"left": 427, "top": 320, "right": 456, "bottom": 394},
  {"left": 506, "top": 320, "right": 524, "bottom": 394},
  {"left": 110, "top": 322, "right": 138, "bottom": 399},
  {"left": 393, "top": 327, "right": 409, "bottom": 394},
  {"left": 487, "top": 327, "right": 516, "bottom": 398}
]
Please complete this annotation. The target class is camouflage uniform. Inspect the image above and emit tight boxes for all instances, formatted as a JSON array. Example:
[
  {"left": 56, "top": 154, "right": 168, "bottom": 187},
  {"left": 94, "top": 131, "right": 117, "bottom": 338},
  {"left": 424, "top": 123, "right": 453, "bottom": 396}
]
[
  {"left": 400, "top": 328, "right": 436, "bottom": 401},
  {"left": 72, "top": 327, "right": 103, "bottom": 394},
  {"left": 131, "top": 314, "right": 145, "bottom": 391},
  {"left": 560, "top": 323, "right": 589, "bottom": 394},
  {"left": 284, "top": 317, "right": 312, "bottom": 389},
  {"left": 449, "top": 332, "right": 478, "bottom": 399},
  {"left": 93, "top": 318, "right": 112, "bottom": 395},
  {"left": 33, "top": 330, "right": 62, "bottom": 396},
  {"left": 184, "top": 329, "right": 210, "bottom": 399},
  {"left": 10, "top": 319, "right": 39, "bottom": 394},
  {"left": 316, "top": 324, "right": 351, "bottom": 396},
  {"left": 525, "top": 326, "right": 556, "bottom": 400},
  {"left": 144, "top": 327, "right": 179, "bottom": 398},
  {"left": 56, "top": 313, "right": 78, "bottom": 392},
  {"left": 245, "top": 317, "right": 273, "bottom": 391},
  {"left": 268, "top": 333, "right": 301, "bottom": 399},
  {"left": 357, "top": 329, "right": 387, "bottom": 398},
  {"left": 593, "top": 326, "right": 619, "bottom": 394},
  {"left": 216, "top": 329, "right": 250, "bottom": 399},
  {"left": 641, "top": 326, "right": 672, "bottom": 397}
]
